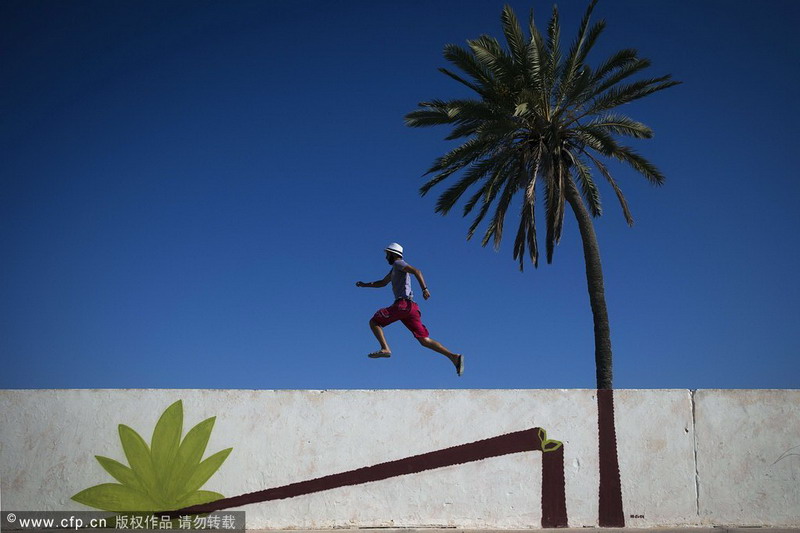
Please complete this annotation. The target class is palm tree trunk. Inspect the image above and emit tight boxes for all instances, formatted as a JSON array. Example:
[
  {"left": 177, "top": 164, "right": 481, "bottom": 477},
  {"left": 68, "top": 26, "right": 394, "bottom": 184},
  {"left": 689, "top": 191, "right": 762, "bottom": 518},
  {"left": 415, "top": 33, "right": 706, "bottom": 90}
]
[
  {"left": 564, "top": 180, "right": 613, "bottom": 389},
  {"left": 564, "top": 179, "right": 625, "bottom": 527}
]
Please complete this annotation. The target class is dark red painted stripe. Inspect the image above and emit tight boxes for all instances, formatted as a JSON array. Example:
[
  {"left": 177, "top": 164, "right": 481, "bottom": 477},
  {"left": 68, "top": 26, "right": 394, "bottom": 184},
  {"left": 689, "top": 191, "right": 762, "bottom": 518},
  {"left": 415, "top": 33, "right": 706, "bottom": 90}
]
[
  {"left": 541, "top": 446, "right": 568, "bottom": 528},
  {"left": 166, "top": 427, "right": 568, "bottom": 528},
  {"left": 597, "top": 389, "right": 625, "bottom": 527}
]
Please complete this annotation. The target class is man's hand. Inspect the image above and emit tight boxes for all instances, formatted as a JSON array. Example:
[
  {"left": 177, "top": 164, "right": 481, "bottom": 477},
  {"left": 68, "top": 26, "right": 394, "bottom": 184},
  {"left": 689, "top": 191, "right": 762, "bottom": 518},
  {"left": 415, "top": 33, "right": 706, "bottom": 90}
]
[
  {"left": 358, "top": 272, "right": 391, "bottom": 289},
  {"left": 422, "top": 288, "right": 431, "bottom": 300}
]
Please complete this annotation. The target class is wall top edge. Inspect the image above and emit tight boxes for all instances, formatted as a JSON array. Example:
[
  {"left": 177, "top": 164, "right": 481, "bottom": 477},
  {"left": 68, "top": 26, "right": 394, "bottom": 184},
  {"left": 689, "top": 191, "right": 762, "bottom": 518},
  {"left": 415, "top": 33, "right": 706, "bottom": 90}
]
[{"left": 1, "top": 388, "right": 797, "bottom": 392}]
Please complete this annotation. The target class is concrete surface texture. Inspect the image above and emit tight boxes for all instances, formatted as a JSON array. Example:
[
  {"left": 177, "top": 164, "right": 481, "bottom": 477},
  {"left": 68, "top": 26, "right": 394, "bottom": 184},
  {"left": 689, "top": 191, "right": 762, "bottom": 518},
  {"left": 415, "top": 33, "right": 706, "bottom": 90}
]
[
  {"left": 258, "top": 529, "right": 800, "bottom": 533},
  {"left": 0, "top": 389, "right": 798, "bottom": 529},
  {"left": 264, "top": 530, "right": 800, "bottom": 533}
]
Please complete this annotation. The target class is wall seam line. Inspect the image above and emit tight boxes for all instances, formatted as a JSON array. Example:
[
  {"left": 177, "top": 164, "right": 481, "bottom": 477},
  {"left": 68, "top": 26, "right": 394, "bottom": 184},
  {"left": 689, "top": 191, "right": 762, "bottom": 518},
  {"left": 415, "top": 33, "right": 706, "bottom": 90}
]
[{"left": 691, "top": 388, "right": 701, "bottom": 521}]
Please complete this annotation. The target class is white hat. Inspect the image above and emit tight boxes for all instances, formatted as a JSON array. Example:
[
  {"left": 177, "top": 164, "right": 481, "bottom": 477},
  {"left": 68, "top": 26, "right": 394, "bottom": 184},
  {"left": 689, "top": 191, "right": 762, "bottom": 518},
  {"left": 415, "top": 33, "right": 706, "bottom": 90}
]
[{"left": 384, "top": 242, "right": 403, "bottom": 257}]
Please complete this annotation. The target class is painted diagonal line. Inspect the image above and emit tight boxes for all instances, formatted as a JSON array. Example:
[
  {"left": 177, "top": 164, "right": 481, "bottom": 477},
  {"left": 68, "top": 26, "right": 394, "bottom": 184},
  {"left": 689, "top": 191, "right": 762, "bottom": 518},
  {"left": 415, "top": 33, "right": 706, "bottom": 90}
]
[{"left": 167, "top": 428, "right": 544, "bottom": 517}]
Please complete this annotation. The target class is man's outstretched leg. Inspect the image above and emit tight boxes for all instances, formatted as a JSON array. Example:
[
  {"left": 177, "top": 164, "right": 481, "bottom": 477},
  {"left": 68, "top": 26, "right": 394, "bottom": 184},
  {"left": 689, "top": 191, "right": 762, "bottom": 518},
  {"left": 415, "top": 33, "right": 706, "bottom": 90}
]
[
  {"left": 368, "top": 319, "right": 392, "bottom": 358},
  {"left": 417, "top": 336, "right": 464, "bottom": 376}
]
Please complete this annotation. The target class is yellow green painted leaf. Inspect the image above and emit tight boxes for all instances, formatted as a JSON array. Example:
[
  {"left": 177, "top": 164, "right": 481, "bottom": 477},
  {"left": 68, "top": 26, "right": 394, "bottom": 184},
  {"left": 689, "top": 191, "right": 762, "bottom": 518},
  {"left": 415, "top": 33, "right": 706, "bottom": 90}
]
[
  {"left": 118, "top": 425, "right": 158, "bottom": 497},
  {"left": 176, "top": 448, "right": 232, "bottom": 501},
  {"left": 537, "top": 428, "right": 548, "bottom": 445},
  {"left": 71, "top": 483, "right": 159, "bottom": 512},
  {"left": 175, "top": 490, "right": 224, "bottom": 509},
  {"left": 151, "top": 401, "right": 183, "bottom": 485},
  {"left": 166, "top": 417, "right": 215, "bottom": 499},
  {"left": 542, "top": 439, "right": 563, "bottom": 452},
  {"left": 95, "top": 456, "right": 142, "bottom": 490}
]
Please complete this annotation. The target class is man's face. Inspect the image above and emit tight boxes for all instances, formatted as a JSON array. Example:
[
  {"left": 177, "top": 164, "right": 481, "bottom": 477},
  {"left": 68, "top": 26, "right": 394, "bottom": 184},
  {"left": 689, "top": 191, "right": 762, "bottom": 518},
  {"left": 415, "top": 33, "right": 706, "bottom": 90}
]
[{"left": 386, "top": 252, "right": 398, "bottom": 264}]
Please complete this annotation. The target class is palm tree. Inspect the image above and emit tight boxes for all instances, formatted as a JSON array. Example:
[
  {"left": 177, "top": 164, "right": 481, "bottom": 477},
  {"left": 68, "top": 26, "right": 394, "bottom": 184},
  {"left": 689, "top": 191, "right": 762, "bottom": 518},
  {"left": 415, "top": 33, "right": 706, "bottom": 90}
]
[{"left": 405, "top": 0, "right": 678, "bottom": 390}]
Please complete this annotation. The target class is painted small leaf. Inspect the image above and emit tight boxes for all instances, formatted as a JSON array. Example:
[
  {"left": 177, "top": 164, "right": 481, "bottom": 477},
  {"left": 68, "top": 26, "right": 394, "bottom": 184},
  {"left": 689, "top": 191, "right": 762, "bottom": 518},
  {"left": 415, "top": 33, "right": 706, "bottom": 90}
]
[
  {"left": 72, "top": 483, "right": 159, "bottom": 512},
  {"left": 95, "top": 456, "right": 142, "bottom": 490},
  {"left": 176, "top": 448, "right": 232, "bottom": 501},
  {"left": 537, "top": 428, "right": 548, "bottom": 445},
  {"left": 542, "top": 439, "right": 563, "bottom": 453},
  {"left": 175, "top": 490, "right": 224, "bottom": 509},
  {"left": 118, "top": 425, "right": 158, "bottom": 496},
  {"left": 151, "top": 400, "right": 183, "bottom": 484},
  {"left": 166, "top": 417, "right": 215, "bottom": 499}
]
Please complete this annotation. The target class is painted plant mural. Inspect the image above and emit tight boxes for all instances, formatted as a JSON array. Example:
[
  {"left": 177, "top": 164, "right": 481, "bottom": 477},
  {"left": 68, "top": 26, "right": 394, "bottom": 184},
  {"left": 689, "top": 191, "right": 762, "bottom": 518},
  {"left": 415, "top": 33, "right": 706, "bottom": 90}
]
[
  {"left": 72, "top": 398, "right": 625, "bottom": 528},
  {"left": 72, "top": 400, "right": 231, "bottom": 512}
]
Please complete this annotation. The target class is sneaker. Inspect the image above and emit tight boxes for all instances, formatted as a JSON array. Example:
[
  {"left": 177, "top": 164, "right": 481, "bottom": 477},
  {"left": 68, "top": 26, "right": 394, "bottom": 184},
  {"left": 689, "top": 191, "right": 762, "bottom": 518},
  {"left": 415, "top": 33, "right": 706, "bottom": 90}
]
[
  {"left": 455, "top": 354, "right": 464, "bottom": 376},
  {"left": 368, "top": 351, "right": 391, "bottom": 358}
]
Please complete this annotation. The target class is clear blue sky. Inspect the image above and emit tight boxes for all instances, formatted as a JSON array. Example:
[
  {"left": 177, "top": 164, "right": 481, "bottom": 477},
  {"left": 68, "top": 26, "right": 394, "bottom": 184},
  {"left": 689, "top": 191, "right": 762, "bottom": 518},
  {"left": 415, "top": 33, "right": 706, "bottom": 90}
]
[{"left": 2, "top": 0, "right": 799, "bottom": 390}]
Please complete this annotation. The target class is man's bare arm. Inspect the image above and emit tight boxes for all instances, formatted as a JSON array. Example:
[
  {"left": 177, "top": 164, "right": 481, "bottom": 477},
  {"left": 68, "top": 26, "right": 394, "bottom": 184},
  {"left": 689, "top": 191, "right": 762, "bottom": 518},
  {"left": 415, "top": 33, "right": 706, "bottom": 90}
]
[
  {"left": 356, "top": 270, "right": 392, "bottom": 288},
  {"left": 401, "top": 263, "right": 431, "bottom": 300}
]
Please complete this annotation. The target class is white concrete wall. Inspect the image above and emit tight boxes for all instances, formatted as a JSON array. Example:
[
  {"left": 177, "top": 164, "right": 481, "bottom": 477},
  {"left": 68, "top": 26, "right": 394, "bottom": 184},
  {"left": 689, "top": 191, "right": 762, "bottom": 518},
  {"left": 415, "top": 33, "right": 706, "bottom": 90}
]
[
  {"left": 694, "top": 390, "right": 800, "bottom": 527},
  {"left": 0, "top": 389, "right": 797, "bottom": 529}
]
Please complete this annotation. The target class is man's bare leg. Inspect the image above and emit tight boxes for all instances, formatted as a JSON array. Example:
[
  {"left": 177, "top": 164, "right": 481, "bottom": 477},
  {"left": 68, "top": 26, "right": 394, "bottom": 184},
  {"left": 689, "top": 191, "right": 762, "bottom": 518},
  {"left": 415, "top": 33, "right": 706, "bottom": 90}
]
[
  {"left": 417, "top": 337, "right": 463, "bottom": 375},
  {"left": 368, "top": 319, "right": 392, "bottom": 357}
]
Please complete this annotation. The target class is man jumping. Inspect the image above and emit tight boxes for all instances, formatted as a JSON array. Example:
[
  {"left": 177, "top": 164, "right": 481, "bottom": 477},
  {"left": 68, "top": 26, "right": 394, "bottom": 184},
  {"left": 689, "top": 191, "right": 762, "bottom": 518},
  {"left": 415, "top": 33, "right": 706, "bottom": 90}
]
[{"left": 356, "top": 242, "right": 464, "bottom": 376}]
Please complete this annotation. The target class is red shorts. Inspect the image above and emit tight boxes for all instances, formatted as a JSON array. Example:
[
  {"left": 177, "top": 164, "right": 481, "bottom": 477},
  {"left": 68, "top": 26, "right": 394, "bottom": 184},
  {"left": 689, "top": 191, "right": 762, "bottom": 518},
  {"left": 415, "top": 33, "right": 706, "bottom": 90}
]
[{"left": 371, "top": 299, "right": 430, "bottom": 339}]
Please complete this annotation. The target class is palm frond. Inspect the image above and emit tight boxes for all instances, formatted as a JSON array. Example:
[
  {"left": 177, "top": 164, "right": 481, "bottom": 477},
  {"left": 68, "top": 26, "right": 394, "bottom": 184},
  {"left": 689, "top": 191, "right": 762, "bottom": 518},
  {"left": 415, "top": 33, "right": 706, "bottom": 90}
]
[
  {"left": 574, "top": 125, "right": 621, "bottom": 156},
  {"left": 443, "top": 44, "right": 493, "bottom": 89},
  {"left": 473, "top": 117, "right": 522, "bottom": 138},
  {"left": 444, "top": 121, "right": 485, "bottom": 140},
  {"left": 524, "top": 142, "right": 543, "bottom": 203},
  {"left": 466, "top": 164, "right": 509, "bottom": 240},
  {"left": 405, "top": 98, "right": 498, "bottom": 132},
  {"left": 501, "top": 4, "right": 527, "bottom": 66},
  {"left": 438, "top": 67, "right": 485, "bottom": 96},
  {"left": 587, "top": 75, "right": 680, "bottom": 116},
  {"left": 483, "top": 157, "right": 527, "bottom": 249},
  {"left": 558, "top": 18, "right": 606, "bottom": 109},
  {"left": 569, "top": 151, "right": 602, "bottom": 217},
  {"left": 612, "top": 145, "right": 665, "bottom": 185},
  {"left": 420, "top": 136, "right": 500, "bottom": 195},
  {"left": 407, "top": 98, "right": 513, "bottom": 140},
  {"left": 543, "top": 157, "right": 566, "bottom": 263},
  {"left": 425, "top": 135, "right": 492, "bottom": 175},
  {"left": 525, "top": 9, "right": 547, "bottom": 97},
  {"left": 517, "top": 85, "right": 545, "bottom": 122},
  {"left": 557, "top": 0, "right": 598, "bottom": 107},
  {"left": 545, "top": 4, "right": 562, "bottom": 90},
  {"left": 583, "top": 113, "right": 653, "bottom": 139},
  {"left": 575, "top": 19, "right": 605, "bottom": 68},
  {"left": 560, "top": 64, "right": 594, "bottom": 111},
  {"left": 511, "top": 153, "right": 539, "bottom": 268},
  {"left": 435, "top": 151, "right": 512, "bottom": 214},
  {"left": 404, "top": 104, "right": 456, "bottom": 129},
  {"left": 462, "top": 186, "right": 484, "bottom": 217},
  {"left": 581, "top": 149, "right": 634, "bottom": 225},
  {"left": 468, "top": 35, "right": 515, "bottom": 86},
  {"left": 462, "top": 183, "right": 488, "bottom": 217},
  {"left": 589, "top": 57, "right": 652, "bottom": 98},
  {"left": 513, "top": 196, "right": 538, "bottom": 270},
  {"left": 589, "top": 48, "right": 639, "bottom": 85},
  {"left": 468, "top": 197, "right": 497, "bottom": 240}
]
